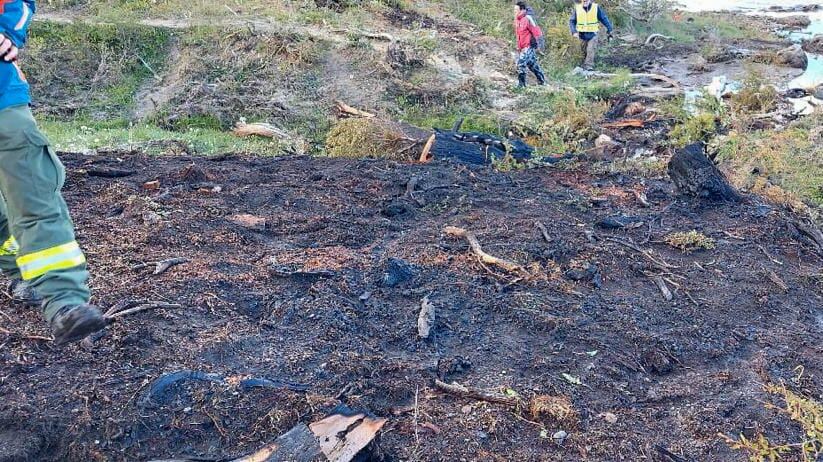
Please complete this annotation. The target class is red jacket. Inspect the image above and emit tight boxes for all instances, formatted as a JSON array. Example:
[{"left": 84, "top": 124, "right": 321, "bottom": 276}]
[{"left": 515, "top": 12, "right": 542, "bottom": 51}]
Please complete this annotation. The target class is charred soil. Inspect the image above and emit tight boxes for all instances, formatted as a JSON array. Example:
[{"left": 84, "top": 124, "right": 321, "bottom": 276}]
[{"left": 0, "top": 153, "right": 821, "bottom": 461}]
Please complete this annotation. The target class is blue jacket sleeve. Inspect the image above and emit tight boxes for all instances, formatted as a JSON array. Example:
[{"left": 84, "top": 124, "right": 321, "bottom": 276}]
[
  {"left": 0, "top": 0, "right": 36, "bottom": 48},
  {"left": 598, "top": 7, "right": 613, "bottom": 33},
  {"left": 569, "top": 9, "right": 577, "bottom": 34}
]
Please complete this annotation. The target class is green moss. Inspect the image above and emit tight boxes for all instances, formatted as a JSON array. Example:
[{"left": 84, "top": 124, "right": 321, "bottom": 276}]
[{"left": 670, "top": 113, "right": 718, "bottom": 147}]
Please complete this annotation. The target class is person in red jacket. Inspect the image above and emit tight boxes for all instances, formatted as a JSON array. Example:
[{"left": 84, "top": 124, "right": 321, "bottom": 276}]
[{"left": 514, "top": 1, "right": 545, "bottom": 88}]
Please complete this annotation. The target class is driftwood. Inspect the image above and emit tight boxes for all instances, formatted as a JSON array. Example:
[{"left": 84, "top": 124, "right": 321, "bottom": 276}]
[
  {"left": 668, "top": 143, "right": 742, "bottom": 202},
  {"left": 576, "top": 69, "right": 681, "bottom": 94},
  {"left": 434, "top": 379, "right": 520, "bottom": 407},
  {"left": 232, "top": 122, "right": 291, "bottom": 139},
  {"left": 335, "top": 100, "right": 375, "bottom": 119},
  {"left": 444, "top": 226, "right": 527, "bottom": 275}
]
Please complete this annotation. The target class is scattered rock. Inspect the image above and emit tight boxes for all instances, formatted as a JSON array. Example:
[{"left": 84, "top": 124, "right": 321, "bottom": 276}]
[
  {"left": 668, "top": 143, "right": 742, "bottom": 202},
  {"left": 624, "top": 101, "right": 646, "bottom": 116},
  {"left": 143, "top": 180, "right": 160, "bottom": 191},
  {"left": 687, "top": 54, "right": 709, "bottom": 72},
  {"left": 802, "top": 34, "right": 823, "bottom": 54},
  {"left": 813, "top": 83, "right": 823, "bottom": 100},
  {"left": 229, "top": 213, "right": 267, "bottom": 230},
  {"left": 178, "top": 163, "right": 214, "bottom": 183},
  {"left": 785, "top": 88, "right": 809, "bottom": 98},
  {"left": 594, "top": 134, "right": 623, "bottom": 159},
  {"left": 774, "top": 44, "right": 808, "bottom": 69},
  {"left": 383, "top": 257, "right": 417, "bottom": 287},
  {"left": 601, "top": 412, "right": 618, "bottom": 424},
  {"left": 772, "top": 15, "right": 811, "bottom": 28},
  {"left": 387, "top": 42, "right": 425, "bottom": 70},
  {"left": 417, "top": 295, "right": 435, "bottom": 339},
  {"left": 768, "top": 4, "right": 820, "bottom": 12},
  {"left": 597, "top": 215, "right": 644, "bottom": 229},
  {"left": 641, "top": 348, "right": 675, "bottom": 375},
  {"left": 552, "top": 430, "right": 568, "bottom": 445}
]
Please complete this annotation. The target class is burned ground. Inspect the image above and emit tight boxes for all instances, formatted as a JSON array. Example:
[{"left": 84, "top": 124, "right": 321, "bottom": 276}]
[{"left": 0, "top": 153, "right": 820, "bottom": 461}]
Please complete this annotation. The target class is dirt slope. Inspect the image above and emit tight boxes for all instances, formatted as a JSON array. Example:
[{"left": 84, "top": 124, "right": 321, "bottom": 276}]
[{"left": 0, "top": 153, "right": 820, "bottom": 461}]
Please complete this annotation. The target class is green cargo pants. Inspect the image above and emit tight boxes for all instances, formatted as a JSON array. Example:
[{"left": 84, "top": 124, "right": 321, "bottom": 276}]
[{"left": 0, "top": 105, "right": 90, "bottom": 322}]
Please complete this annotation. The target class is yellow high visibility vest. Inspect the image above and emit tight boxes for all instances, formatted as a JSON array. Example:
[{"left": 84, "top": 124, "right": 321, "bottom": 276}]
[{"left": 576, "top": 3, "right": 600, "bottom": 33}]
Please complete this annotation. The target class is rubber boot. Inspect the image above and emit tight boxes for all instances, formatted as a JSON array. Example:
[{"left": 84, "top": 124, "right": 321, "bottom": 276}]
[
  {"left": 49, "top": 304, "right": 106, "bottom": 346},
  {"left": 8, "top": 279, "right": 42, "bottom": 306},
  {"left": 518, "top": 73, "right": 527, "bottom": 88}
]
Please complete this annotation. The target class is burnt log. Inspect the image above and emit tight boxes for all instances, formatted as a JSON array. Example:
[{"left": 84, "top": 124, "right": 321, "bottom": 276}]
[
  {"left": 668, "top": 143, "right": 742, "bottom": 202},
  {"left": 429, "top": 128, "right": 534, "bottom": 165}
]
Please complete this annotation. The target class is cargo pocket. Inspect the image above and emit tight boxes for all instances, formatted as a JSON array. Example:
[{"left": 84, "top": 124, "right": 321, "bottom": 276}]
[{"left": 23, "top": 126, "right": 64, "bottom": 194}]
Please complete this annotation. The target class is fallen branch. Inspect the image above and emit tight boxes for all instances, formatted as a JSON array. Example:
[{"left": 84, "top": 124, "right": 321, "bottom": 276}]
[
  {"left": 651, "top": 275, "right": 673, "bottom": 301},
  {"left": 105, "top": 300, "right": 182, "bottom": 321},
  {"left": 644, "top": 33, "right": 674, "bottom": 48},
  {"left": 602, "top": 119, "right": 646, "bottom": 129},
  {"left": 132, "top": 257, "right": 189, "bottom": 276},
  {"left": 330, "top": 28, "right": 394, "bottom": 41},
  {"left": 434, "top": 379, "right": 520, "bottom": 407},
  {"left": 606, "top": 237, "right": 679, "bottom": 270},
  {"left": 535, "top": 221, "right": 552, "bottom": 243},
  {"left": 419, "top": 134, "right": 436, "bottom": 163},
  {"left": 444, "top": 226, "right": 528, "bottom": 275},
  {"left": 232, "top": 121, "right": 291, "bottom": 139},
  {"left": 335, "top": 100, "right": 375, "bottom": 119},
  {"left": 766, "top": 269, "right": 789, "bottom": 292}
]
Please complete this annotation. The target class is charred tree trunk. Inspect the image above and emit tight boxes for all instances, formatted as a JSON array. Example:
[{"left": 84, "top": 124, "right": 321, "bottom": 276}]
[{"left": 667, "top": 143, "right": 742, "bottom": 202}]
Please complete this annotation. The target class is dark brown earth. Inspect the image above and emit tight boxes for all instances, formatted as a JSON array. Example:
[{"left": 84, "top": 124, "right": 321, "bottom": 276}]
[{"left": 1, "top": 153, "right": 821, "bottom": 461}]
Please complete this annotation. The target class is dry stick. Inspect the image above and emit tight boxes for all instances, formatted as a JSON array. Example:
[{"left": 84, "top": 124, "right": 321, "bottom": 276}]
[
  {"left": 106, "top": 302, "right": 182, "bottom": 321},
  {"left": 405, "top": 176, "right": 424, "bottom": 206},
  {"left": 419, "top": 134, "right": 436, "bottom": 163},
  {"left": 651, "top": 275, "right": 674, "bottom": 301},
  {"left": 606, "top": 237, "right": 679, "bottom": 271},
  {"left": 434, "top": 380, "right": 520, "bottom": 407},
  {"left": 444, "top": 226, "right": 527, "bottom": 275},
  {"left": 757, "top": 245, "right": 783, "bottom": 266},
  {"left": 132, "top": 257, "right": 189, "bottom": 276},
  {"left": 535, "top": 221, "right": 552, "bottom": 243}
]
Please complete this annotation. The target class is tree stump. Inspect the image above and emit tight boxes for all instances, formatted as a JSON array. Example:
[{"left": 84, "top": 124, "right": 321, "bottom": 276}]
[{"left": 667, "top": 143, "right": 742, "bottom": 202}]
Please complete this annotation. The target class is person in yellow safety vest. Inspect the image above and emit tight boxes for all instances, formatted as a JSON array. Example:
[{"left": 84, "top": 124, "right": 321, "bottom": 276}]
[
  {"left": 569, "top": 0, "right": 613, "bottom": 70},
  {"left": 1, "top": 0, "right": 107, "bottom": 345}
]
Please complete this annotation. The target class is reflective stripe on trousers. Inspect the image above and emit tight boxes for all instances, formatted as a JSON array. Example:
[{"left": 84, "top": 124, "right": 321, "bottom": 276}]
[
  {"left": 17, "top": 240, "right": 86, "bottom": 280},
  {"left": 0, "top": 235, "right": 18, "bottom": 256}
]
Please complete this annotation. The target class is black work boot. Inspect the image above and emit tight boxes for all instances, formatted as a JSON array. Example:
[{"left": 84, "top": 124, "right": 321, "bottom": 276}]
[
  {"left": 8, "top": 280, "right": 43, "bottom": 306},
  {"left": 535, "top": 71, "right": 546, "bottom": 86},
  {"left": 517, "top": 73, "right": 527, "bottom": 88},
  {"left": 49, "top": 304, "right": 106, "bottom": 346}
]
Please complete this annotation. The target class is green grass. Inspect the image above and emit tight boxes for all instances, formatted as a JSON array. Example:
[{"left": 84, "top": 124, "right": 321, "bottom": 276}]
[
  {"left": 41, "top": 119, "right": 285, "bottom": 156},
  {"left": 716, "top": 120, "right": 823, "bottom": 207},
  {"left": 633, "top": 12, "right": 773, "bottom": 44}
]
